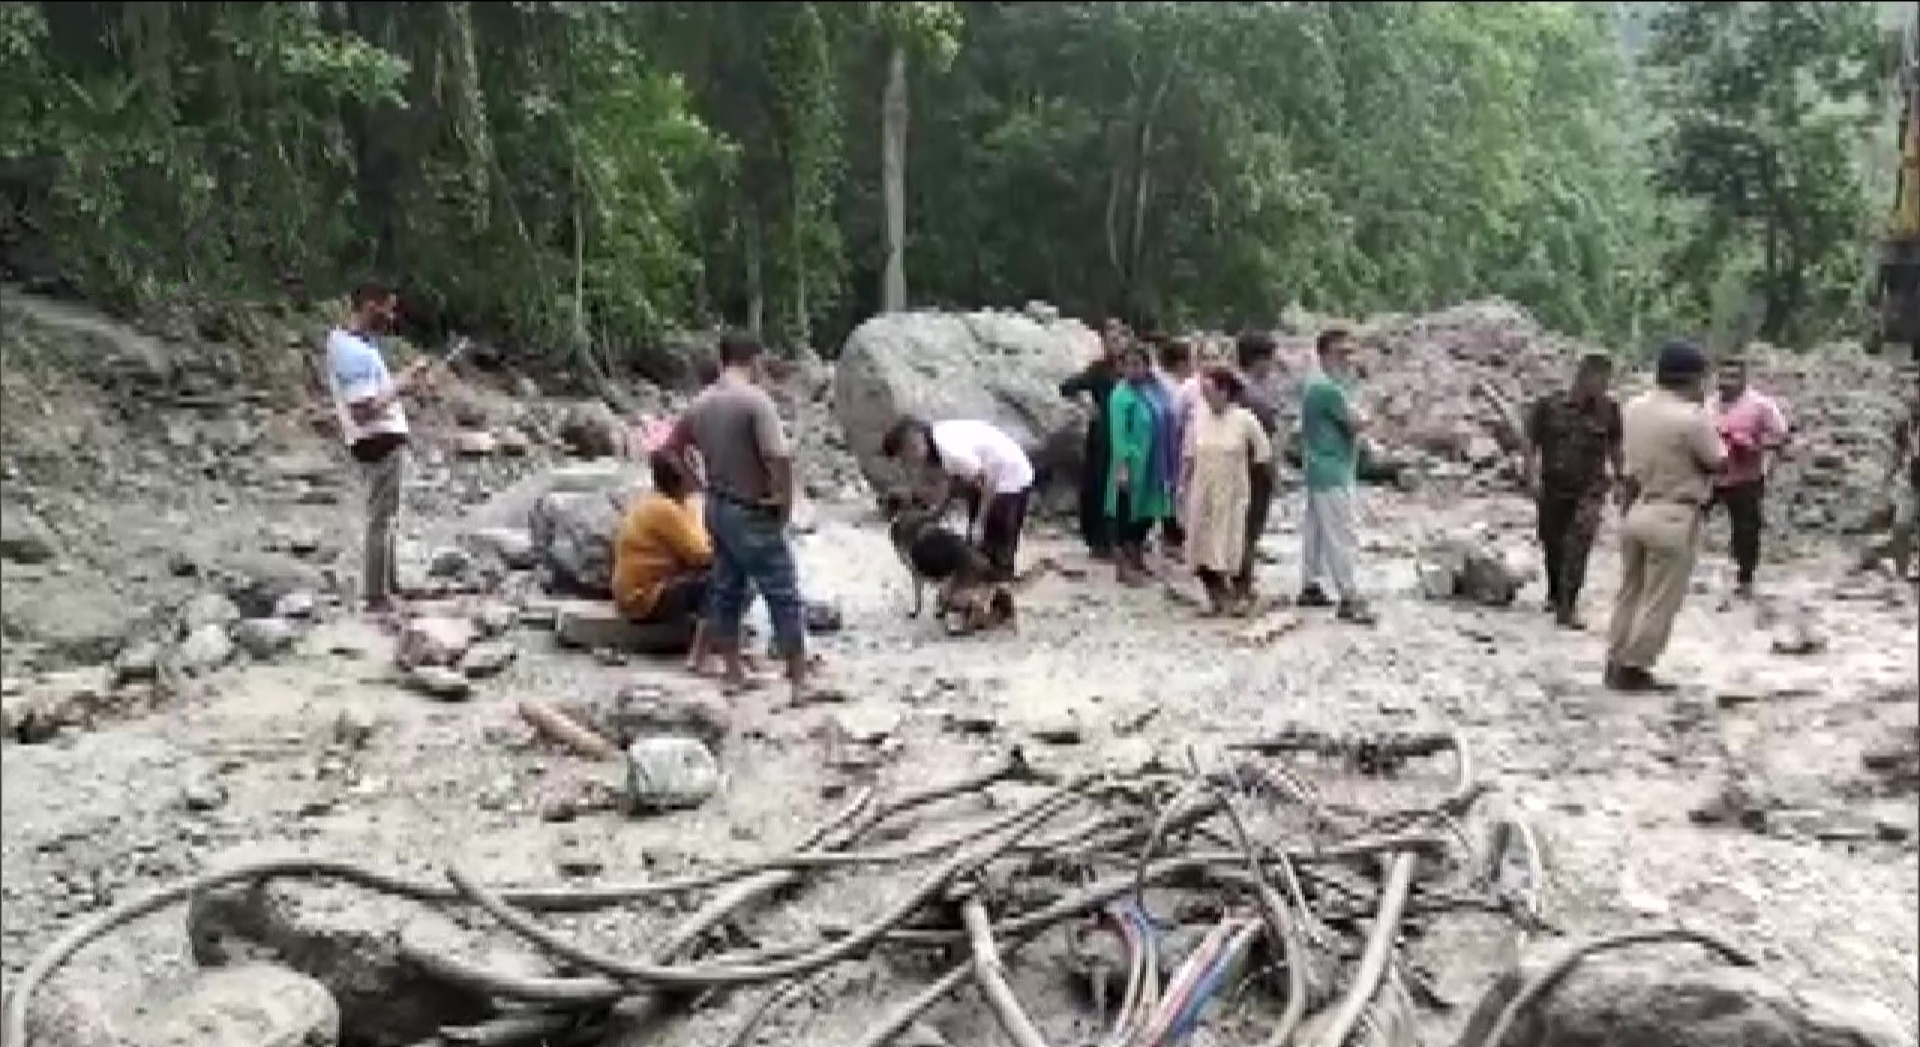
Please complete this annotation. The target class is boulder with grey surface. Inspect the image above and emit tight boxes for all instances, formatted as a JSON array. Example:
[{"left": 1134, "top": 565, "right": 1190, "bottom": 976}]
[
  {"left": 832, "top": 309, "right": 1099, "bottom": 506},
  {"left": 1454, "top": 947, "right": 1916, "bottom": 1047}
]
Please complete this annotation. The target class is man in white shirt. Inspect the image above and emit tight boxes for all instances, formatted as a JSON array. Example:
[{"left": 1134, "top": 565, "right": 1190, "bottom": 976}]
[
  {"left": 882, "top": 415, "right": 1036, "bottom": 581},
  {"left": 327, "top": 282, "right": 430, "bottom": 616}
]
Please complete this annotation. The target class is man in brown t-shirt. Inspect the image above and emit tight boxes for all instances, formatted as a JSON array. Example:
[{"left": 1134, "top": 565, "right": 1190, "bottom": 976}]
[
  {"left": 1605, "top": 340, "right": 1726, "bottom": 692},
  {"left": 664, "top": 333, "right": 811, "bottom": 699}
]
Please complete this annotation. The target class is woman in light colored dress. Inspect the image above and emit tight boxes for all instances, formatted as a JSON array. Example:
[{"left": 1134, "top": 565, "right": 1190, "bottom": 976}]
[{"left": 1182, "top": 367, "right": 1274, "bottom": 615}]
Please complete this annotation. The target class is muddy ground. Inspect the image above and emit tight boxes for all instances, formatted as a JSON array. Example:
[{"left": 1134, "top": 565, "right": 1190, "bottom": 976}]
[{"left": 1, "top": 292, "right": 1916, "bottom": 1045}]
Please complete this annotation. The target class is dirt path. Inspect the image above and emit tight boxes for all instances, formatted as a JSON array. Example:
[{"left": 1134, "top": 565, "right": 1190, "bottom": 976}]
[{"left": 4, "top": 480, "right": 1914, "bottom": 1045}]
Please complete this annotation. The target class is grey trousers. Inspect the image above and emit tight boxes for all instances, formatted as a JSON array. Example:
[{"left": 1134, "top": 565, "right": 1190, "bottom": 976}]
[
  {"left": 360, "top": 450, "right": 404, "bottom": 608},
  {"left": 1301, "top": 486, "right": 1361, "bottom": 602}
]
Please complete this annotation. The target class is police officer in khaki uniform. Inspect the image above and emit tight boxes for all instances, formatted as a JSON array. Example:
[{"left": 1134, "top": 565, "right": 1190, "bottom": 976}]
[{"left": 1606, "top": 341, "right": 1727, "bottom": 692}]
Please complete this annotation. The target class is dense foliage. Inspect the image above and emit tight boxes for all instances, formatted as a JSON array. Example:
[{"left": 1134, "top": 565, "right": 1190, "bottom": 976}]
[{"left": 0, "top": 2, "right": 1897, "bottom": 360}]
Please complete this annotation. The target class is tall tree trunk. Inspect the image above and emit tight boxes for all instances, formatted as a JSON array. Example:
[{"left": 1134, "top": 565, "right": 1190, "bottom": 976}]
[
  {"left": 791, "top": 169, "right": 809, "bottom": 345},
  {"left": 880, "top": 42, "right": 909, "bottom": 314},
  {"left": 746, "top": 203, "right": 765, "bottom": 338}
]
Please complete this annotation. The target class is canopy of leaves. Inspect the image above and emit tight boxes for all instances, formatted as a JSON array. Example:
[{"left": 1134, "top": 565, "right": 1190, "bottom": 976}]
[{"left": 0, "top": 1, "right": 1897, "bottom": 360}]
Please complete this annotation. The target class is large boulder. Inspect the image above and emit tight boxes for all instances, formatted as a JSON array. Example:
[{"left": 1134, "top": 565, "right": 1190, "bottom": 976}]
[
  {"left": 833, "top": 310, "right": 1100, "bottom": 498},
  {"left": 1454, "top": 948, "right": 1916, "bottom": 1047},
  {"left": 465, "top": 461, "right": 645, "bottom": 533},
  {"left": 529, "top": 485, "right": 640, "bottom": 598}
]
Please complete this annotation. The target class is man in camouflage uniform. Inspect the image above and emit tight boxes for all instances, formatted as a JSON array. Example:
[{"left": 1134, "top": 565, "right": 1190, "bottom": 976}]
[{"left": 1524, "top": 353, "right": 1624, "bottom": 629}]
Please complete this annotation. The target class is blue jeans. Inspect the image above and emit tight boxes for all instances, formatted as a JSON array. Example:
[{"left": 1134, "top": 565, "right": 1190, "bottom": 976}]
[{"left": 704, "top": 496, "right": 805, "bottom": 659}]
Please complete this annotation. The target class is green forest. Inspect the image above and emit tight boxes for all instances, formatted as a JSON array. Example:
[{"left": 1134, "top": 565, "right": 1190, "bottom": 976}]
[{"left": 0, "top": 2, "right": 1900, "bottom": 365}]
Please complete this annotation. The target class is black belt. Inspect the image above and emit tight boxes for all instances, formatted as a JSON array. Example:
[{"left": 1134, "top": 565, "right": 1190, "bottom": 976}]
[{"left": 710, "top": 487, "right": 783, "bottom": 517}]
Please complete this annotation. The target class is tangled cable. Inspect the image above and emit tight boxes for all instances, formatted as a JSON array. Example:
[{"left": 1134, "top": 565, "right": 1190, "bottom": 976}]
[{"left": 1, "top": 730, "right": 1743, "bottom": 1047}]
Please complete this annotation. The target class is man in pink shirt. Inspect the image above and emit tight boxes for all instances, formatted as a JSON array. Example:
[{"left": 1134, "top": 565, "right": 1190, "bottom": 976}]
[{"left": 1707, "top": 357, "right": 1789, "bottom": 598}]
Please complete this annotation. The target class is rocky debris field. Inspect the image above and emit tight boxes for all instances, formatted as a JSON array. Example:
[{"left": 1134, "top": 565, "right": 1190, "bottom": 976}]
[{"left": 2, "top": 289, "right": 1916, "bottom": 1047}]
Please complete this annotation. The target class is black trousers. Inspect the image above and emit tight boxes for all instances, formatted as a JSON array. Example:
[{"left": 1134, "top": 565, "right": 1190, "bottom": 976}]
[
  {"left": 1536, "top": 492, "right": 1601, "bottom": 613},
  {"left": 1235, "top": 465, "right": 1275, "bottom": 593},
  {"left": 1107, "top": 490, "right": 1155, "bottom": 551},
  {"left": 1078, "top": 432, "right": 1112, "bottom": 556},
  {"left": 648, "top": 571, "right": 710, "bottom": 625},
  {"left": 1709, "top": 480, "right": 1765, "bottom": 586},
  {"left": 966, "top": 487, "right": 1031, "bottom": 582}
]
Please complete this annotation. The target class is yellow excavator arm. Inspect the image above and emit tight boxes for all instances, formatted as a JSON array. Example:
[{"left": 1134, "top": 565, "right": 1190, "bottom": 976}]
[
  {"left": 1879, "top": 3, "right": 1920, "bottom": 361},
  {"left": 1897, "top": 92, "right": 1920, "bottom": 239}
]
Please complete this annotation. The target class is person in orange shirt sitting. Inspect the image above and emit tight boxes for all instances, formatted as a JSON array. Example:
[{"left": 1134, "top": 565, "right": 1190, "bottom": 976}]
[{"left": 613, "top": 451, "right": 714, "bottom": 659}]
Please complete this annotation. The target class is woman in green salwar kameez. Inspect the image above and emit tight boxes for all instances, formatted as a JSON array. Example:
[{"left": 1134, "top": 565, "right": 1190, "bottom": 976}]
[{"left": 1104, "top": 344, "right": 1175, "bottom": 585}]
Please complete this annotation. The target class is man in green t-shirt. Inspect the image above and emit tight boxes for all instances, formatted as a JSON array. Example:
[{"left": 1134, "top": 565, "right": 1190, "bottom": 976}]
[{"left": 1298, "top": 328, "right": 1374, "bottom": 623}]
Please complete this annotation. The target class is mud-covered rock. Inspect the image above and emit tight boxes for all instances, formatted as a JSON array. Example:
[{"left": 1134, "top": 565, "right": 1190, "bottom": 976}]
[
  {"left": 1418, "top": 534, "right": 1529, "bottom": 607},
  {"left": 404, "top": 665, "right": 472, "bottom": 701},
  {"left": 187, "top": 872, "right": 494, "bottom": 1045},
  {"left": 212, "top": 552, "right": 329, "bottom": 619},
  {"left": 572, "top": 685, "right": 732, "bottom": 751},
  {"left": 625, "top": 736, "right": 721, "bottom": 812},
  {"left": 395, "top": 616, "right": 475, "bottom": 670},
  {"left": 231, "top": 618, "right": 298, "bottom": 661},
  {"left": 458, "top": 640, "right": 516, "bottom": 679},
  {"left": 1454, "top": 948, "right": 1917, "bottom": 1047},
  {"left": 175, "top": 623, "right": 235, "bottom": 675}
]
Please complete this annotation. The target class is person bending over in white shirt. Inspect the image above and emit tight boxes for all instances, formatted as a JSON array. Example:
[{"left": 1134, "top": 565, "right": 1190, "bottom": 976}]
[{"left": 882, "top": 416, "right": 1036, "bottom": 581}]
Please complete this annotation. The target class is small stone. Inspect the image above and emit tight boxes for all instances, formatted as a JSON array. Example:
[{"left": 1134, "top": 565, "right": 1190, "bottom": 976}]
[
  {"left": 1028, "top": 712, "right": 1085, "bottom": 745},
  {"left": 459, "top": 641, "right": 517, "bottom": 679},
  {"left": 112, "top": 641, "right": 163, "bottom": 685},
  {"left": 274, "top": 590, "right": 319, "bottom": 620},
  {"left": 518, "top": 601, "right": 560, "bottom": 629},
  {"left": 942, "top": 710, "right": 1000, "bottom": 736},
  {"left": 427, "top": 547, "right": 473, "bottom": 580},
  {"left": 626, "top": 737, "right": 721, "bottom": 812},
  {"left": 1769, "top": 615, "right": 1829, "bottom": 656},
  {"left": 472, "top": 603, "right": 517, "bottom": 638},
  {"left": 405, "top": 665, "right": 473, "bottom": 702},
  {"left": 495, "top": 429, "right": 531, "bottom": 457},
  {"left": 831, "top": 707, "right": 902, "bottom": 745},
  {"left": 181, "top": 592, "right": 241, "bottom": 633},
  {"left": 175, "top": 623, "right": 234, "bottom": 676},
  {"left": 395, "top": 616, "right": 476, "bottom": 669},
  {"left": 231, "top": 618, "right": 297, "bottom": 661},
  {"left": 183, "top": 773, "right": 228, "bottom": 812},
  {"left": 452, "top": 430, "right": 498, "bottom": 457}
]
